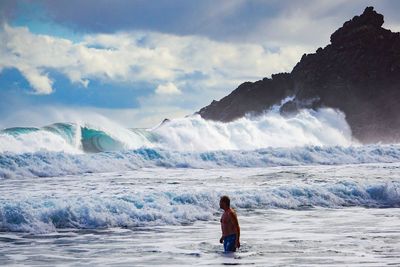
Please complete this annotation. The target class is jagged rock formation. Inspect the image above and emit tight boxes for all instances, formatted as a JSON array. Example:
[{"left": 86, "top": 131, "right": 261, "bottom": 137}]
[{"left": 198, "top": 7, "right": 400, "bottom": 143}]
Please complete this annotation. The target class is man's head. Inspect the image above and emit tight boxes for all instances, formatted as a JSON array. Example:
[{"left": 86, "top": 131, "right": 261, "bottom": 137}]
[{"left": 219, "top": 195, "right": 230, "bottom": 210}]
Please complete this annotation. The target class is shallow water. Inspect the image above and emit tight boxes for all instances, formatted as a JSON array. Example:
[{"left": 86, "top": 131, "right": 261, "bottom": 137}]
[
  {"left": 1, "top": 208, "right": 400, "bottom": 266},
  {"left": 1, "top": 164, "right": 400, "bottom": 266}
]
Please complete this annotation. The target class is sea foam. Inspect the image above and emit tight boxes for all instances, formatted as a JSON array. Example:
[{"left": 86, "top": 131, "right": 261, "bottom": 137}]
[
  {"left": 1, "top": 179, "right": 399, "bottom": 233},
  {"left": 2, "top": 145, "right": 400, "bottom": 178},
  {"left": 0, "top": 107, "right": 354, "bottom": 153}
]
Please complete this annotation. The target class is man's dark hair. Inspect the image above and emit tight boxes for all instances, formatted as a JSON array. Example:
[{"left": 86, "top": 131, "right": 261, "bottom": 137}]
[{"left": 220, "top": 195, "right": 230, "bottom": 207}]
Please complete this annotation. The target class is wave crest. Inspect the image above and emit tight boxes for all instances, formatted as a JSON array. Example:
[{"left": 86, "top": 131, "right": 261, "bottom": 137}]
[
  {"left": 0, "top": 108, "right": 354, "bottom": 153},
  {"left": 2, "top": 145, "right": 400, "bottom": 178},
  {"left": 1, "top": 180, "right": 399, "bottom": 233}
]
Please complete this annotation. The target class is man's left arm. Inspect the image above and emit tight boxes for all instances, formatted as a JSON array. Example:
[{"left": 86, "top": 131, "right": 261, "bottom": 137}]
[{"left": 231, "top": 212, "right": 240, "bottom": 248}]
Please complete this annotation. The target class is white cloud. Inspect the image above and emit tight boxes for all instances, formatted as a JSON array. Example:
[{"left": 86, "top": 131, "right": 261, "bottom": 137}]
[
  {"left": 0, "top": 23, "right": 307, "bottom": 96},
  {"left": 155, "top": 82, "right": 181, "bottom": 95},
  {"left": 18, "top": 65, "right": 53, "bottom": 94},
  {"left": 0, "top": 22, "right": 314, "bottom": 125}
]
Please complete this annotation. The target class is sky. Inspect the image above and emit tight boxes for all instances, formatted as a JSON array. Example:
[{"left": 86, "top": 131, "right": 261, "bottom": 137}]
[{"left": 0, "top": 0, "right": 399, "bottom": 128}]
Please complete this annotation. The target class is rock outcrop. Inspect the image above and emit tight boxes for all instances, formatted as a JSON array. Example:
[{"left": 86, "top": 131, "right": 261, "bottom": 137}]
[{"left": 198, "top": 7, "right": 400, "bottom": 143}]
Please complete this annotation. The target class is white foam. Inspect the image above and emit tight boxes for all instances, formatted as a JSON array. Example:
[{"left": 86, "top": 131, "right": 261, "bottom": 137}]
[
  {"left": 154, "top": 109, "right": 354, "bottom": 151},
  {"left": 1, "top": 178, "right": 399, "bottom": 233},
  {"left": 2, "top": 145, "right": 400, "bottom": 178},
  {"left": 0, "top": 107, "right": 355, "bottom": 153}
]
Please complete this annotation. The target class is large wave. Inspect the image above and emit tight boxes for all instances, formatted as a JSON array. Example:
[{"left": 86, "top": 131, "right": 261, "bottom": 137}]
[
  {"left": 1, "top": 179, "right": 399, "bottom": 233},
  {"left": 0, "top": 107, "right": 354, "bottom": 153},
  {"left": 1, "top": 106, "right": 400, "bottom": 178},
  {"left": 0, "top": 122, "right": 155, "bottom": 153}
]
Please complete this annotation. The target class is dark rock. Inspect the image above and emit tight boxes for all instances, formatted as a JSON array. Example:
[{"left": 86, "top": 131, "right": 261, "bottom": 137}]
[
  {"left": 197, "top": 7, "right": 400, "bottom": 143},
  {"left": 198, "top": 73, "right": 294, "bottom": 122}
]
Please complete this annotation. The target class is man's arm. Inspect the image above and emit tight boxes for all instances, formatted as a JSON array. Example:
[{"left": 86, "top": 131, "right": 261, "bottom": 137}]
[
  {"left": 231, "top": 211, "right": 240, "bottom": 248},
  {"left": 220, "top": 214, "right": 225, "bottom": 243}
]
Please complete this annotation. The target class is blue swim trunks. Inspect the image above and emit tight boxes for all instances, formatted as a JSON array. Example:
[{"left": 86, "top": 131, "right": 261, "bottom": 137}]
[{"left": 223, "top": 234, "right": 237, "bottom": 252}]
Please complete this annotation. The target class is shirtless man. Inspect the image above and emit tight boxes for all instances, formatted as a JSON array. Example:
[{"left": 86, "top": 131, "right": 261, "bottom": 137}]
[{"left": 219, "top": 195, "right": 240, "bottom": 252}]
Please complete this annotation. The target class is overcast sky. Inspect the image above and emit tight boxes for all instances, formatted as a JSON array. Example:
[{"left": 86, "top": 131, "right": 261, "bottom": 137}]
[{"left": 0, "top": 0, "right": 399, "bottom": 128}]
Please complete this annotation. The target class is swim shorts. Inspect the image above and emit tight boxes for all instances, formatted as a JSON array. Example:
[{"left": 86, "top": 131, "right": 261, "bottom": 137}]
[{"left": 223, "top": 234, "right": 236, "bottom": 252}]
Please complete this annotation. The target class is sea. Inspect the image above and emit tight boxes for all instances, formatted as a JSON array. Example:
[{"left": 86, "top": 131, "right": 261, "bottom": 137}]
[{"left": 1, "top": 106, "right": 400, "bottom": 266}]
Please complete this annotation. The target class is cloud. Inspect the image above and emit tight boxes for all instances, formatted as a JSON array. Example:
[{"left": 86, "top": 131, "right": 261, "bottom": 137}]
[
  {"left": 2, "top": 2, "right": 398, "bottom": 97},
  {"left": 18, "top": 65, "right": 53, "bottom": 94},
  {"left": 0, "top": 24, "right": 77, "bottom": 93},
  {"left": 4, "top": 0, "right": 400, "bottom": 46},
  {"left": 2, "top": 1, "right": 400, "bottom": 128},
  {"left": 155, "top": 82, "right": 181, "bottom": 95},
  {"left": 250, "top": 0, "right": 400, "bottom": 47},
  {"left": 0, "top": 23, "right": 307, "bottom": 96}
]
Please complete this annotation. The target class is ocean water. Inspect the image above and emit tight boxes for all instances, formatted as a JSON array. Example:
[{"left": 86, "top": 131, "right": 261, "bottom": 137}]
[
  {"left": 1, "top": 166, "right": 400, "bottom": 266},
  {"left": 1, "top": 107, "right": 400, "bottom": 266}
]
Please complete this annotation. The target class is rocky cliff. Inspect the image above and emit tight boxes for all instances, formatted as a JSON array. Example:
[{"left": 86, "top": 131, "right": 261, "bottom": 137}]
[{"left": 197, "top": 7, "right": 400, "bottom": 143}]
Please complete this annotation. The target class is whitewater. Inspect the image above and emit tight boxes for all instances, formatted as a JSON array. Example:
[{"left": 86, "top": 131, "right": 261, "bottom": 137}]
[{"left": 1, "top": 106, "right": 400, "bottom": 266}]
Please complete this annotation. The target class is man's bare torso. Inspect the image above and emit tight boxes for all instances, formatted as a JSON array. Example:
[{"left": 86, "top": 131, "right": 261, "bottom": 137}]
[{"left": 220, "top": 208, "right": 238, "bottom": 237}]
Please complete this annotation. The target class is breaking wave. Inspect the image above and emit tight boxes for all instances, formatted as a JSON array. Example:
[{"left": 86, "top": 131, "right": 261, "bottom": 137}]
[
  {"left": 2, "top": 145, "right": 400, "bottom": 178},
  {"left": 1, "top": 179, "right": 399, "bottom": 233},
  {"left": 1, "top": 106, "right": 400, "bottom": 179},
  {"left": 0, "top": 107, "right": 353, "bottom": 153}
]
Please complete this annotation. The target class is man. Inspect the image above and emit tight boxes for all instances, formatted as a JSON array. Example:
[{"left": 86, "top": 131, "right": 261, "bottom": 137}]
[{"left": 219, "top": 195, "right": 240, "bottom": 252}]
